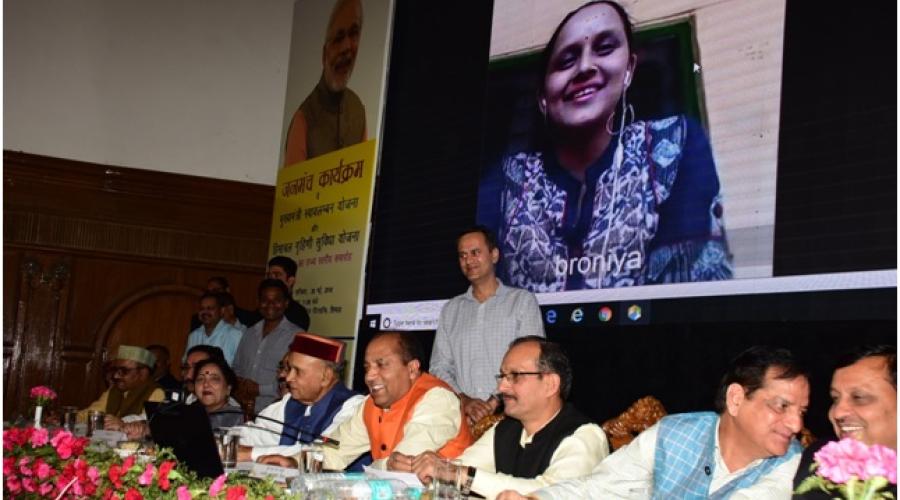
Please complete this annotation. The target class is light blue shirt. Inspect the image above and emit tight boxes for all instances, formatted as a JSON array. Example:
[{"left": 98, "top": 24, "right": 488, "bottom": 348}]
[{"left": 184, "top": 319, "right": 243, "bottom": 365}]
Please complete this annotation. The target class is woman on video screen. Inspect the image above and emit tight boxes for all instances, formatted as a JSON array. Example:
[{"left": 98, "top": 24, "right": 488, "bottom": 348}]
[{"left": 479, "top": 1, "right": 732, "bottom": 292}]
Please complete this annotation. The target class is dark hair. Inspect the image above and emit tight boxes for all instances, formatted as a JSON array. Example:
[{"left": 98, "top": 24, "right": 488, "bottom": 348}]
[
  {"left": 218, "top": 292, "right": 236, "bottom": 308},
  {"left": 836, "top": 345, "right": 897, "bottom": 388},
  {"left": 371, "top": 331, "right": 424, "bottom": 365},
  {"left": 258, "top": 278, "right": 291, "bottom": 301},
  {"left": 457, "top": 225, "right": 498, "bottom": 252},
  {"left": 185, "top": 344, "right": 225, "bottom": 362},
  {"left": 539, "top": 1, "right": 635, "bottom": 91},
  {"left": 207, "top": 276, "right": 230, "bottom": 290},
  {"left": 268, "top": 256, "right": 298, "bottom": 278},
  {"left": 714, "top": 346, "right": 808, "bottom": 413},
  {"left": 510, "top": 336, "right": 574, "bottom": 399},
  {"left": 146, "top": 344, "right": 170, "bottom": 357},
  {"left": 192, "top": 357, "right": 238, "bottom": 390},
  {"left": 199, "top": 291, "right": 225, "bottom": 308}
]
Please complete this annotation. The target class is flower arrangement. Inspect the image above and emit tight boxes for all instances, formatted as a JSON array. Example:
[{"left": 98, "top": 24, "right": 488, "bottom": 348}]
[
  {"left": 29, "top": 387, "right": 58, "bottom": 407},
  {"left": 795, "top": 438, "right": 897, "bottom": 500},
  {"left": 3, "top": 426, "right": 287, "bottom": 499}
]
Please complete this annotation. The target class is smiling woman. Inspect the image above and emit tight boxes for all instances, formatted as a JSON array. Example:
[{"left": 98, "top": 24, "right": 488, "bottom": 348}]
[
  {"left": 478, "top": 0, "right": 733, "bottom": 292},
  {"left": 192, "top": 358, "right": 243, "bottom": 430}
]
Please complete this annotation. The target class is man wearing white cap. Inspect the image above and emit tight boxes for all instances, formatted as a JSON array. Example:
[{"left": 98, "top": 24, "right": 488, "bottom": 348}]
[
  {"left": 240, "top": 333, "right": 365, "bottom": 465},
  {"left": 82, "top": 345, "right": 166, "bottom": 429}
]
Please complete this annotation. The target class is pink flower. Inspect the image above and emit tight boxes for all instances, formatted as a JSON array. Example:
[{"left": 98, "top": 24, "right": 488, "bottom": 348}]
[
  {"left": 124, "top": 487, "right": 144, "bottom": 500},
  {"left": 158, "top": 460, "right": 176, "bottom": 491},
  {"left": 138, "top": 462, "right": 156, "bottom": 486},
  {"left": 208, "top": 473, "right": 227, "bottom": 496},
  {"left": 18, "top": 456, "right": 33, "bottom": 476},
  {"left": 225, "top": 485, "right": 247, "bottom": 500},
  {"left": 21, "top": 477, "right": 36, "bottom": 493},
  {"left": 33, "top": 458, "right": 53, "bottom": 480},
  {"left": 815, "top": 438, "right": 898, "bottom": 484},
  {"left": 29, "top": 386, "right": 57, "bottom": 401},
  {"left": 88, "top": 465, "right": 100, "bottom": 483},
  {"left": 29, "top": 427, "right": 49, "bottom": 447},
  {"left": 6, "top": 475, "right": 21, "bottom": 494},
  {"left": 39, "top": 481, "right": 55, "bottom": 496},
  {"left": 176, "top": 485, "right": 193, "bottom": 500},
  {"left": 3, "top": 457, "right": 14, "bottom": 475},
  {"left": 108, "top": 463, "right": 124, "bottom": 489}
]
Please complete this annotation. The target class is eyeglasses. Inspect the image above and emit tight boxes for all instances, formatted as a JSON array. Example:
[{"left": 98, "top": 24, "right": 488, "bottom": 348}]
[
  {"left": 108, "top": 366, "right": 140, "bottom": 376},
  {"left": 494, "top": 371, "right": 544, "bottom": 384}
]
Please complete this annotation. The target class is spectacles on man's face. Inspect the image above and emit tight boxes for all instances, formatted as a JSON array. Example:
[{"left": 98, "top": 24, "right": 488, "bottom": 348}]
[
  {"left": 495, "top": 371, "right": 544, "bottom": 384},
  {"left": 109, "top": 366, "right": 140, "bottom": 376}
]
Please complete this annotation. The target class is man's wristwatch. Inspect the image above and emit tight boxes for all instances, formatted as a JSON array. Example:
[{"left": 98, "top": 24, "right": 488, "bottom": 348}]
[{"left": 461, "top": 465, "right": 476, "bottom": 495}]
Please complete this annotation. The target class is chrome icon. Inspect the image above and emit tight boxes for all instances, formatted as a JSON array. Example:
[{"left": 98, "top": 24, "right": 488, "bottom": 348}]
[{"left": 598, "top": 306, "right": 613, "bottom": 322}]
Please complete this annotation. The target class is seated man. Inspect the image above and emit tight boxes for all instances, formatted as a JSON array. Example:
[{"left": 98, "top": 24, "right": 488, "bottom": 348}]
[
  {"left": 82, "top": 345, "right": 166, "bottom": 430},
  {"left": 407, "top": 336, "right": 608, "bottom": 500},
  {"left": 262, "top": 332, "right": 474, "bottom": 470},
  {"left": 793, "top": 345, "right": 896, "bottom": 498},
  {"left": 239, "top": 333, "right": 366, "bottom": 463},
  {"left": 503, "top": 346, "right": 810, "bottom": 499}
]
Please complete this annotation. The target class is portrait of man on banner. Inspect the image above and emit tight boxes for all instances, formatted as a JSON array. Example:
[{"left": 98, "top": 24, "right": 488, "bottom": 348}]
[{"left": 281, "top": 0, "right": 392, "bottom": 167}]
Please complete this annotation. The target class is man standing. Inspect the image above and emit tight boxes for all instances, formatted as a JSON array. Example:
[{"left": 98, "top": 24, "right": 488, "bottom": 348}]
[
  {"left": 184, "top": 292, "right": 243, "bottom": 365},
  {"left": 262, "top": 332, "right": 473, "bottom": 470},
  {"left": 794, "top": 345, "right": 896, "bottom": 498},
  {"left": 267, "top": 256, "right": 311, "bottom": 331},
  {"left": 146, "top": 344, "right": 180, "bottom": 392},
  {"left": 241, "top": 333, "right": 365, "bottom": 464},
  {"left": 283, "top": 0, "right": 366, "bottom": 164},
  {"left": 82, "top": 345, "right": 165, "bottom": 429},
  {"left": 233, "top": 279, "right": 303, "bottom": 413},
  {"left": 410, "top": 337, "right": 608, "bottom": 500},
  {"left": 503, "top": 346, "right": 810, "bottom": 499},
  {"left": 188, "top": 276, "right": 260, "bottom": 332},
  {"left": 431, "top": 226, "right": 544, "bottom": 425}
]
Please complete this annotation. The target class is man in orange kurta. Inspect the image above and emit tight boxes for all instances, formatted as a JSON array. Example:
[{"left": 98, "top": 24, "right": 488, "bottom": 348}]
[{"left": 287, "top": 331, "right": 472, "bottom": 470}]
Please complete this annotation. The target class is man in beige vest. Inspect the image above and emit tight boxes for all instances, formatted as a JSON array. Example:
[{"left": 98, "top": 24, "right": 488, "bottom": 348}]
[{"left": 82, "top": 345, "right": 165, "bottom": 430}]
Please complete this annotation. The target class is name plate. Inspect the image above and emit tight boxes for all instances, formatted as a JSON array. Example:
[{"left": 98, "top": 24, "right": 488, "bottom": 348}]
[
  {"left": 248, "top": 462, "right": 300, "bottom": 483},
  {"left": 91, "top": 430, "right": 127, "bottom": 445}
]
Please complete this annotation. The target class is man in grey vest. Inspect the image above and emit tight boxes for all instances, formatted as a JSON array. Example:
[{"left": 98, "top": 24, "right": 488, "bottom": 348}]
[{"left": 501, "top": 346, "right": 810, "bottom": 499}]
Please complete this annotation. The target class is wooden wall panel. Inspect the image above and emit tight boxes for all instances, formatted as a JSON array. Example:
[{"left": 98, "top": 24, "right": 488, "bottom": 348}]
[{"left": 3, "top": 151, "right": 276, "bottom": 415}]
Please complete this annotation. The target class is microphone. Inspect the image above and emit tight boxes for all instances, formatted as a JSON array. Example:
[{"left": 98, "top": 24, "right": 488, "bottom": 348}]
[
  {"left": 704, "top": 465, "right": 711, "bottom": 476},
  {"left": 207, "top": 409, "right": 340, "bottom": 448}
]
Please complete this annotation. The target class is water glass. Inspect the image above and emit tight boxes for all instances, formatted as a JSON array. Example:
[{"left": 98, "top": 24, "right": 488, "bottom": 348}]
[
  {"left": 87, "top": 410, "right": 104, "bottom": 437},
  {"left": 431, "top": 458, "right": 462, "bottom": 500},
  {"left": 300, "top": 442, "right": 325, "bottom": 473},
  {"left": 61, "top": 406, "right": 79, "bottom": 433}
]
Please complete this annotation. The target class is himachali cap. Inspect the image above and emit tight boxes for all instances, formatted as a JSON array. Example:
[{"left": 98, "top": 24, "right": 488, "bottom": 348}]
[
  {"left": 115, "top": 345, "right": 157, "bottom": 368},
  {"left": 289, "top": 333, "right": 345, "bottom": 364}
]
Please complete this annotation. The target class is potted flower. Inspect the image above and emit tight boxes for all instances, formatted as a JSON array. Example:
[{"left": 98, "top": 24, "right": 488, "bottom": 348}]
[
  {"left": 29, "top": 386, "right": 57, "bottom": 429},
  {"left": 795, "top": 437, "right": 897, "bottom": 499}
]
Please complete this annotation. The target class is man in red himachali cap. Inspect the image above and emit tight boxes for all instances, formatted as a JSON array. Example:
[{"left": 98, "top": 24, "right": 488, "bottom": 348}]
[{"left": 238, "top": 333, "right": 367, "bottom": 467}]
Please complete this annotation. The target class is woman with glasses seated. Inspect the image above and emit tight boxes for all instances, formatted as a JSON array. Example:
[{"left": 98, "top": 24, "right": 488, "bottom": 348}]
[{"left": 192, "top": 357, "right": 244, "bottom": 430}]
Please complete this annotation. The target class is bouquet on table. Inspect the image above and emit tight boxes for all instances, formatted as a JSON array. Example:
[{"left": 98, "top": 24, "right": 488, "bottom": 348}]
[
  {"left": 29, "top": 386, "right": 57, "bottom": 429},
  {"left": 3, "top": 426, "right": 285, "bottom": 499},
  {"left": 795, "top": 437, "right": 897, "bottom": 500}
]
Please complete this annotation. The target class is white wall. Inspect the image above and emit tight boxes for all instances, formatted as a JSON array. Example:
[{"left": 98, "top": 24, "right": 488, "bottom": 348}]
[{"left": 5, "top": 0, "right": 295, "bottom": 186}]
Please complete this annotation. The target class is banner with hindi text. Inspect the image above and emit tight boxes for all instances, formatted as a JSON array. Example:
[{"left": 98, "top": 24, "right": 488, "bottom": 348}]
[{"left": 270, "top": 139, "right": 377, "bottom": 339}]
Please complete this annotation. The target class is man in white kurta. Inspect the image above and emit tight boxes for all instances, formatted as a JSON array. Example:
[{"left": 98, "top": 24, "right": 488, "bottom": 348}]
[{"left": 410, "top": 337, "right": 608, "bottom": 500}]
